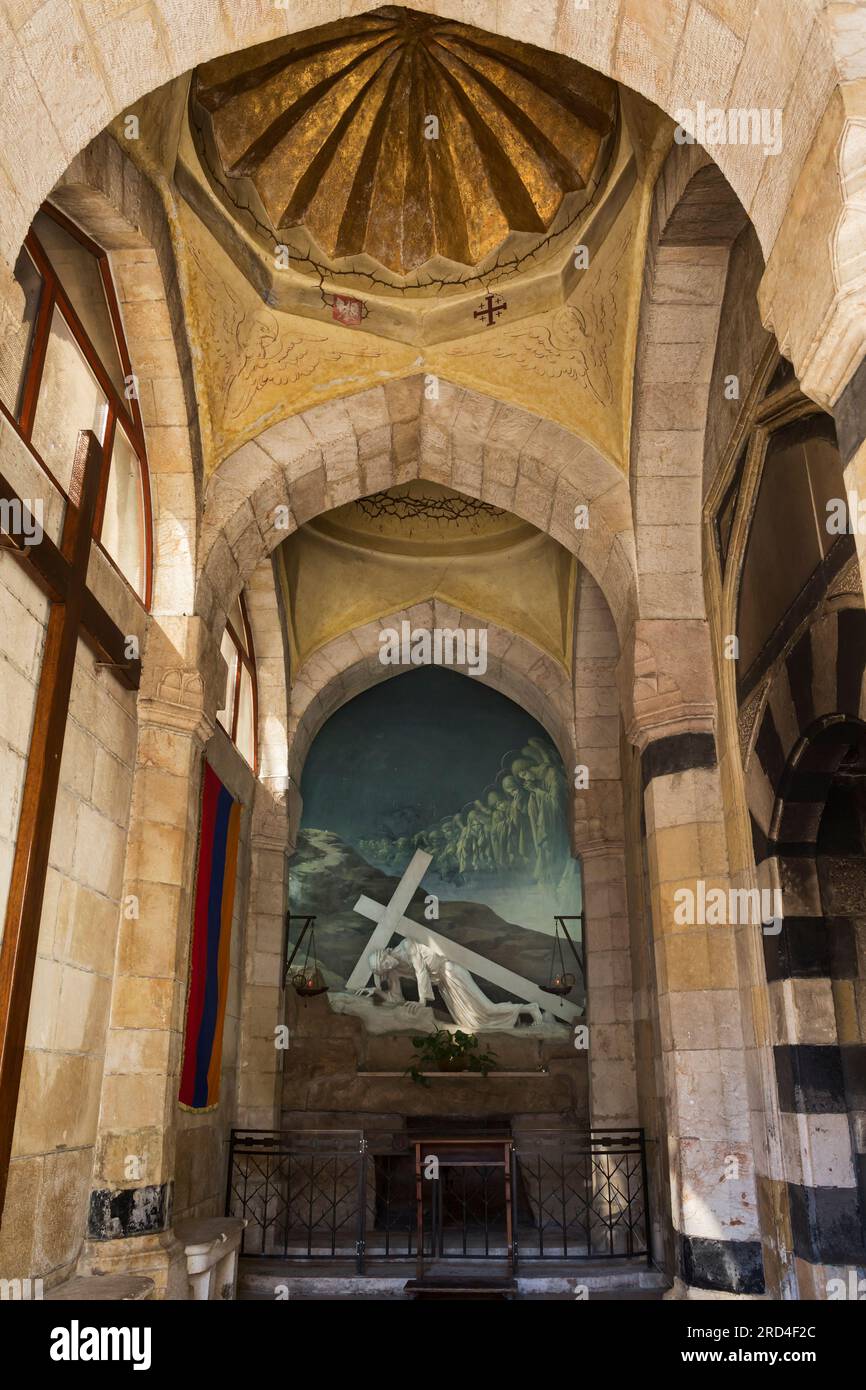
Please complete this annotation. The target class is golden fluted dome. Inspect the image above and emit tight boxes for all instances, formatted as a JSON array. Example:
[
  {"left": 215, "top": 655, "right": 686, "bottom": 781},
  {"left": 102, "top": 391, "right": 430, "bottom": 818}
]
[{"left": 190, "top": 6, "right": 616, "bottom": 280}]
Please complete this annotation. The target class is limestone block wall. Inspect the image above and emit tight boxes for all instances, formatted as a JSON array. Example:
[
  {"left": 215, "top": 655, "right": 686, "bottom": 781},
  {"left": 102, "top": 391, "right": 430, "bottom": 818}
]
[
  {"left": 0, "top": 419, "right": 147, "bottom": 1288},
  {"left": 279, "top": 990, "right": 589, "bottom": 1124},
  {"left": 573, "top": 571, "right": 637, "bottom": 1131}
]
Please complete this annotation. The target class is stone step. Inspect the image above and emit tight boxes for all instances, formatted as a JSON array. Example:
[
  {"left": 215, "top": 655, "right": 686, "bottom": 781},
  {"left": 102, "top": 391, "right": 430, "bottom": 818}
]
[
  {"left": 239, "top": 1255, "right": 670, "bottom": 1301},
  {"left": 405, "top": 1276, "right": 516, "bottom": 1300}
]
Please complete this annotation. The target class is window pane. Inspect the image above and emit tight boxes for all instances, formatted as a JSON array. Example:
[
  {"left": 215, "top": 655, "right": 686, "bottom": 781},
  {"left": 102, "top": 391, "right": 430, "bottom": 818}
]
[
  {"left": 0, "top": 248, "right": 42, "bottom": 415},
  {"left": 216, "top": 630, "right": 238, "bottom": 733},
  {"left": 33, "top": 210, "right": 125, "bottom": 394},
  {"left": 30, "top": 306, "right": 108, "bottom": 493},
  {"left": 738, "top": 417, "right": 844, "bottom": 675},
  {"left": 228, "top": 597, "right": 247, "bottom": 656},
  {"left": 236, "top": 665, "right": 255, "bottom": 768},
  {"left": 101, "top": 425, "right": 146, "bottom": 598}
]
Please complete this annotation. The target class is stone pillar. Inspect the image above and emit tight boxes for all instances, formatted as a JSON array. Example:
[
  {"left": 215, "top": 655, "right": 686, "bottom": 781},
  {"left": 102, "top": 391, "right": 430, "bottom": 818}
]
[
  {"left": 636, "top": 717, "right": 765, "bottom": 1298},
  {"left": 581, "top": 840, "right": 638, "bottom": 1131},
  {"left": 573, "top": 569, "right": 638, "bottom": 1131},
  {"left": 235, "top": 778, "right": 289, "bottom": 1131},
  {"left": 78, "top": 617, "right": 220, "bottom": 1298}
]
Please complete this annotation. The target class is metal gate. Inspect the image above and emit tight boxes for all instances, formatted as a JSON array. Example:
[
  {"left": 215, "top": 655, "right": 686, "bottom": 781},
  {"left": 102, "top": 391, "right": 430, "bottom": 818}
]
[{"left": 225, "top": 1127, "right": 650, "bottom": 1273}]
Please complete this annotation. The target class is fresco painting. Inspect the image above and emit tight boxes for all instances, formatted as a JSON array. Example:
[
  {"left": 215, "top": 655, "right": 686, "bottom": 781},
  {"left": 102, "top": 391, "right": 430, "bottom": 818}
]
[{"left": 288, "top": 667, "right": 583, "bottom": 1033}]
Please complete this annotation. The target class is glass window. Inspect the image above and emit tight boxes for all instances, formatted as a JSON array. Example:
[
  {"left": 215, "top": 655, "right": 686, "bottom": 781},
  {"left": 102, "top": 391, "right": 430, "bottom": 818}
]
[
  {"left": 10, "top": 202, "right": 153, "bottom": 608},
  {"left": 31, "top": 210, "right": 125, "bottom": 395},
  {"left": 30, "top": 306, "right": 109, "bottom": 494},
  {"left": 0, "top": 248, "right": 43, "bottom": 414},
  {"left": 216, "top": 593, "right": 257, "bottom": 769},
  {"left": 101, "top": 424, "right": 147, "bottom": 600},
  {"left": 236, "top": 666, "right": 255, "bottom": 768},
  {"left": 216, "top": 629, "right": 239, "bottom": 734}
]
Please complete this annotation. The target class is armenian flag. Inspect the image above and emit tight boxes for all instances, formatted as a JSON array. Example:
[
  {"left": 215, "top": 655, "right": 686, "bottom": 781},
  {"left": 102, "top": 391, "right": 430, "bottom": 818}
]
[{"left": 179, "top": 764, "right": 241, "bottom": 1110}]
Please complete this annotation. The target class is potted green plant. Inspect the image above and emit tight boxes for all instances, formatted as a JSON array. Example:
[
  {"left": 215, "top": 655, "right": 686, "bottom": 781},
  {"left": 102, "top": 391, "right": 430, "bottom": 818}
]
[{"left": 405, "top": 1029, "right": 498, "bottom": 1086}]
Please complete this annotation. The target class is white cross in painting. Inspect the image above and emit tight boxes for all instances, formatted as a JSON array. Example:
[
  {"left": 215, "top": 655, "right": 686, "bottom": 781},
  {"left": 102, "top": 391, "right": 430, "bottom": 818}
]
[
  {"left": 345, "top": 849, "right": 432, "bottom": 991},
  {"left": 347, "top": 853, "right": 582, "bottom": 1024}
]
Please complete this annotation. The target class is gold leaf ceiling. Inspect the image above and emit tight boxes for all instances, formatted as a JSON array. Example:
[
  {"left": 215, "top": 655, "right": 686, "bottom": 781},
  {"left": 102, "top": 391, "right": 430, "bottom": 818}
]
[{"left": 190, "top": 5, "right": 617, "bottom": 279}]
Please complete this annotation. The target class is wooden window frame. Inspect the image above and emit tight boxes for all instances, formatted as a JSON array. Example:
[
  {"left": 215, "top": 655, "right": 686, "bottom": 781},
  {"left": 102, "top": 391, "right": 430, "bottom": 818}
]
[
  {"left": 8, "top": 201, "right": 153, "bottom": 609},
  {"left": 221, "top": 593, "right": 258, "bottom": 773},
  {"left": 705, "top": 348, "right": 851, "bottom": 707}
]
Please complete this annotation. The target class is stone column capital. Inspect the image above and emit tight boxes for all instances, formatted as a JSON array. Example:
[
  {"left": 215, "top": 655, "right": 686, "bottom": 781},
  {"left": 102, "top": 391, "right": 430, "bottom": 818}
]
[
  {"left": 136, "top": 695, "right": 215, "bottom": 747},
  {"left": 618, "top": 618, "right": 717, "bottom": 751},
  {"left": 140, "top": 614, "right": 226, "bottom": 729},
  {"left": 577, "top": 838, "right": 625, "bottom": 861},
  {"left": 625, "top": 707, "right": 716, "bottom": 754}
]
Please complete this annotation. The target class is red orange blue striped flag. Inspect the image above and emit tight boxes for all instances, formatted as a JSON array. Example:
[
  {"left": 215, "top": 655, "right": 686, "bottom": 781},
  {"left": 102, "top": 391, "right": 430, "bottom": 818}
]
[{"left": 179, "top": 763, "right": 241, "bottom": 1110}]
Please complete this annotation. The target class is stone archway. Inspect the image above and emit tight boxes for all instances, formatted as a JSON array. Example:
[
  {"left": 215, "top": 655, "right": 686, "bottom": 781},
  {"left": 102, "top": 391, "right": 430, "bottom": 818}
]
[
  {"left": 235, "top": 579, "right": 637, "bottom": 1134},
  {"left": 287, "top": 603, "right": 576, "bottom": 809},
  {"left": 626, "top": 139, "right": 747, "bottom": 740},
  {"left": 199, "top": 388, "right": 635, "bottom": 1140},
  {"left": 197, "top": 377, "right": 636, "bottom": 643},
  {"left": 0, "top": 1, "right": 838, "bottom": 271}
]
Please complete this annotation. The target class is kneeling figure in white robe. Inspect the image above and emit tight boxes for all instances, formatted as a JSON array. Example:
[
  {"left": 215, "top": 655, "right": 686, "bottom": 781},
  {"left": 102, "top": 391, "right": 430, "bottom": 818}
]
[{"left": 370, "top": 940, "right": 542, "bottom": 1031}]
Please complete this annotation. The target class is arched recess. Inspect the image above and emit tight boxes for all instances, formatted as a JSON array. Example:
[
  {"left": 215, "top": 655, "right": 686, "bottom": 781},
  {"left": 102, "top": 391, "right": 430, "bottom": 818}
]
[
  {"left": 266, "top": 603, "right": 634, "bottom": 1131},
  {"left": 0, "top": 0, "right": 840, "bottom": 277},
  {"left": 724, "top": 390, "right": 866, "bottom": 1297},
  {"left": 744, "top": 603, "right": 866, "bottom": 857},
  {"left": 236, "top": 582, "right": 637, "bottom": 1135},
  {"left": 234, "top": 600, "right": 583, "bottom": 1130},
  {"left": 286, "top": 601, "right": 576, "bottom": 837},
  {"left": 47, "top": 132, "right": 200, "bottom": 617},
  {"left": 196, "top": 377, "right": 636, "bottom": 647},
  {"left": 748, "top": 709, "right": 866, "bottom": 1295}
]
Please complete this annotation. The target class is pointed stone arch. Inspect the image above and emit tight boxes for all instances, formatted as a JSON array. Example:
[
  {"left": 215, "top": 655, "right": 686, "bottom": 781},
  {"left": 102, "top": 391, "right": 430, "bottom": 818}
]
[
  {"left": 196, "top": 377, "right": 636, "bottom": 648},
  {"left": 286, "top": 600, "right": 576, "bottom": 825}
]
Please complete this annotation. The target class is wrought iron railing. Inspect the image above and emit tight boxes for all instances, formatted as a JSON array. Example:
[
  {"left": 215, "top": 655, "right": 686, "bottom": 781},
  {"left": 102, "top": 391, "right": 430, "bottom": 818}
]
[{"left": 225, "top": 1127, "right": 650, "bottom": 1273}]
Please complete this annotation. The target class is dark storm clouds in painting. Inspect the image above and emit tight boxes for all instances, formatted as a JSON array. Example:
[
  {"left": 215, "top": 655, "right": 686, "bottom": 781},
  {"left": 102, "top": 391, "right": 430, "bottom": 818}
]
[{"left": 300, "top": 667, "right": 544, "bottom": 843}]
